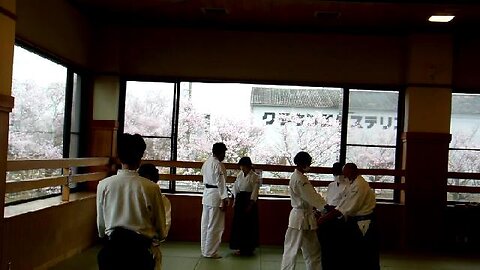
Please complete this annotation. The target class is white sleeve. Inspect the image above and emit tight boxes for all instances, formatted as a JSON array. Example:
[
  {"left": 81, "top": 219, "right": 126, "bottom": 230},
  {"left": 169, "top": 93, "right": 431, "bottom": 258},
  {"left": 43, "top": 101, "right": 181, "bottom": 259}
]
[
  {"left": 153, "top": 187, "right": 167, "bottom": 240},
  {"left": 250, "top": 174, "right": 260, "bottom": 201},
  {"left": 217, "top": 163, "right": 228, "bottom": 200},
  {"left": 96, "top": 184, "right": 106, "bottom": 238},
  {"left": 233, "top": 172, "right": 241, "bottom": 198},
  {"left": 336, "top": 182, "right": 369, "bottom": 217},
  {"left": 298, "top": 179, "right": 326, "bottom": 209}
]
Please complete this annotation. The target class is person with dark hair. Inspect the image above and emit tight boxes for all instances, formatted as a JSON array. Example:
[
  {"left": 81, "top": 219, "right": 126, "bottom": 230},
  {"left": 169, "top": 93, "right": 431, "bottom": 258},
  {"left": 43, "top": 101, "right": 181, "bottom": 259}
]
[
  {"left": 229, "top": 157, "right": 260, "bottom": 256},
  {"left": 200, "top": 142, "right": 230, "bottom": 258},
  {"left": 318, "top": 162, "right": 379, "bottom": 270},
  {"left": 281, "top": 151, "right": 326, "bottom": 270},
  {"left": 97, "top": 134, "right": 166, "bottom": 270},
  {"left": 138, "top": 163, "right": 172, "bottom": 239},
  {"left": 317, "top": 162, "right": 349, "bottom": 270}
]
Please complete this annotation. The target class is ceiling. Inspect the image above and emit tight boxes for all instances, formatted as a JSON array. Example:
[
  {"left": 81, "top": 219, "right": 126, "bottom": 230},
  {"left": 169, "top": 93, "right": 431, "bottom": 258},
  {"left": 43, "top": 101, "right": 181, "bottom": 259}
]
[{"left": 69, "top": 0, "right": 480, "bottom": 33}]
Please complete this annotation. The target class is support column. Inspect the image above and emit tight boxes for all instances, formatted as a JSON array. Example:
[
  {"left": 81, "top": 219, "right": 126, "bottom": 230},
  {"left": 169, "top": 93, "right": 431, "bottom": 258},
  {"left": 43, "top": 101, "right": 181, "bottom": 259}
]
[
  {"left": 402, "top": 34, "right": 453, "bottom": 249},
  {"left": 87, "top": 76, "right": 120, "bottom": 191},
  {"left": 0, "top": 1, "right": 16, "bottom": 269}
]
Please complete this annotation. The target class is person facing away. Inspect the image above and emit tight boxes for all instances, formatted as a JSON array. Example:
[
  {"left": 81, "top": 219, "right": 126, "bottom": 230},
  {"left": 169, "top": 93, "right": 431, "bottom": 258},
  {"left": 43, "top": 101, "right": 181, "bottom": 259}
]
[
  {"left": 280, "top": 151, "right": 326, "bottom": 270},
  {"left": 229, "top": 157, "right": 261, "bottom": 256},
  {"left": 200, "top": 142, "right": 230, "bottom": 259},
  {"left": 318, "top": 162, "right": 379, "bottom": 270},
  {"left": 317, "top": 162, "right": 349, "bottom": 270},
  {"left": 138, "top": 163, "right": 172, "bottom": 237},
  {"left": 97, "top": 133, "right": 167, "bottom": 270}
]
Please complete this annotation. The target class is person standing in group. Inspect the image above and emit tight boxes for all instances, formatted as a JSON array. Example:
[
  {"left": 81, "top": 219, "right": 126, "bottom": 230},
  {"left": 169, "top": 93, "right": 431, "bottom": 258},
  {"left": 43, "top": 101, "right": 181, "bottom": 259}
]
[
  {"left": 200, "top": 142, "right": 230, "bottom": 259},
  {"left": 230, "top": 157, "right": 261, "bottom": 256},
  {"left": 138, "top": 163, "right": 172, "bottom": 238},
  {"left": 317, "top": 162, "right": 349, "bottom": 270},
  {"left": 318, "top": 162, "right": 379, "bottom": 270},
  {"left": 97, "top": 134, "right": 167, "bottom": 270},
  {"left": 281, "top": 151, "right": 326, "bottom": 270}
]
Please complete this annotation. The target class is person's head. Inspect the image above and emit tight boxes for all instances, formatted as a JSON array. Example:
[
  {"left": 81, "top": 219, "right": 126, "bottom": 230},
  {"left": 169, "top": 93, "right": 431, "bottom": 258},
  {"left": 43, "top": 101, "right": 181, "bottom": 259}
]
[
  {"left": 212, "top": 142, "right": 227, "bottom": 162},
  {"left": 293, "top": 151, "right": 312, "bottom": 172},
  {"left": 138, "top": 163, "right": 160, "bottom": 183},
  {"left": 117, "top": 133, "right": 146, "bottom": 170},
  {"left": 238, "top": 156, "right": 253, "bottom": 175},
  {"left": 332, "top": 162, "right": 344, "bottom": 176},
  {"left": 343, "top": 163, "right": 359, "bottom": 181}
]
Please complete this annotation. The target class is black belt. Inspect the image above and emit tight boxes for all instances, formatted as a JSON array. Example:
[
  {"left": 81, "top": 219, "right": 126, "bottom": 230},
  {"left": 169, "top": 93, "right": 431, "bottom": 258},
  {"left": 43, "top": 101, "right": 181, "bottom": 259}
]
[
  {"left": 350, "top": 213, "right": 375, "bottom": 221},
  {"left": 108, "top": 227, "right": 152, "bottom": 248},
  {"left": 205, "top": 184, "right": 218, "bottom": 189}
]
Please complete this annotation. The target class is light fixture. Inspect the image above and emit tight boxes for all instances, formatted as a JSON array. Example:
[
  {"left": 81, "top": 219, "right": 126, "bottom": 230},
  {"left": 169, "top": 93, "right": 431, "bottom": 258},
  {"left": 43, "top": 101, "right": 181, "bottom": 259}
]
[{"left": 428, "top": 15, "right": 455, "bottom": 23}]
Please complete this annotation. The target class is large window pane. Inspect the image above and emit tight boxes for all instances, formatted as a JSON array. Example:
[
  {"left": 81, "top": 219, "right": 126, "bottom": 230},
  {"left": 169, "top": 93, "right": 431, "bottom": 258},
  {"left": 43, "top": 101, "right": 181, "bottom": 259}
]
[
  {"left": 124, "top": 81, "right": 174, "bottom": 137},
  {"left": 6, "top": 46, "right": 67, "bottom": 203},
  {"left": 448, "top": 93, "right": 480, "bottom": 202},
  {"left": 347, "top": 90, "right": 398, "bottom": 170},
  {"left": 449, "top": 94, "right": 480, "bottom": 173},
  {"left": 177, "top": 82, "right": 343, "bottom": 194},
  {"left": 8, "top": 46, "right": 66, "bottom": 160},
  {"left": 124, "top": 82, "right": 175, "bottom": 190},
  {"left": 346, "top": 146, "right": 396, "bottom": 170}
]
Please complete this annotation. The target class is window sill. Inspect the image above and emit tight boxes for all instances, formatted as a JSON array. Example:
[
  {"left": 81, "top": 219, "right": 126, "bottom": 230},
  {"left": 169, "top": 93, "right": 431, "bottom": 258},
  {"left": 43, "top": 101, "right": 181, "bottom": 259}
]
[{"left": 4, "top": 192, "right": 96, "bottom": 218}]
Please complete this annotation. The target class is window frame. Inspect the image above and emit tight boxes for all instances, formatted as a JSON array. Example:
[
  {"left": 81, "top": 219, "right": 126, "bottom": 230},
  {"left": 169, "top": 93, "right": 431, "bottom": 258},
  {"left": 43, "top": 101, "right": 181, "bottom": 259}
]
[
  {"left": 119, "top": 78, "right": 404, "bottom": 202},
  {"left": 6, "top": 41, "right": 87, "bottom": 205},
  {"left": 447, "top": 90, "right": 480, "bottom": 203}
]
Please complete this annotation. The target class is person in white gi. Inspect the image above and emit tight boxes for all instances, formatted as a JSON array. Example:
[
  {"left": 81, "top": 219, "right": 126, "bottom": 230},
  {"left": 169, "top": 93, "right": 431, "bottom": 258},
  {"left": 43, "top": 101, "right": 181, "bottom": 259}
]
[
  {"left": 97, "top": 133, "right": 167, "bottom": 270},
  {"left": 281, "top": 151, "right": 326, "bottom": 270},
  {"left": 326, "top": 162, "right": 349, "bottom": 207},
  {"left": 318, "top": 163, "right": 379, "bottom": 270},
  {"left": 201, "top": 142, "right": 230, "bottom": 258},
  {"left": 138, "top": 163, "right": 172, "bottom": 237}
]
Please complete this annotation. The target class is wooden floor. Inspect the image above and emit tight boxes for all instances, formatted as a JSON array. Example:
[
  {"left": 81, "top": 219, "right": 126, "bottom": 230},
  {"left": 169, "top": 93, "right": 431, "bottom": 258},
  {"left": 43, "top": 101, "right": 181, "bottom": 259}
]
[{"left": 49, "top": 242, "right": 480, "bottom": 270}]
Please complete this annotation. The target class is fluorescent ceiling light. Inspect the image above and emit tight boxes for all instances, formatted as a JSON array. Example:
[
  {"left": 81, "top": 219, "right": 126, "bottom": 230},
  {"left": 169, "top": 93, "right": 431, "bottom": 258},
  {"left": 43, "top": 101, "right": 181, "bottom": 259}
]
[{"left": 428, "top": 15, "right": 455, "bottom": 23}]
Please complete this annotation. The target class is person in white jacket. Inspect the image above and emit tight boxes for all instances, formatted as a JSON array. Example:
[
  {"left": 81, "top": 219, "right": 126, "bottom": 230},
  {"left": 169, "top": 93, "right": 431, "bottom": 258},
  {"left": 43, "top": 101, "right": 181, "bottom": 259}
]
[
  {"left": 281, "top": 151, "right": 326, "bottom": 270},
  {"left": 200, "top": 142, "right": 230, "bottom": 259},
  {"left": 97, "top": 134, "right": 166, "bottom": 270}
]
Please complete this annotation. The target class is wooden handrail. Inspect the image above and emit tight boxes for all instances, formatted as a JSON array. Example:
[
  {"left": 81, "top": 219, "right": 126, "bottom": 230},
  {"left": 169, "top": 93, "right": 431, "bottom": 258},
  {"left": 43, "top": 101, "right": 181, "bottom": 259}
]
[
  {"left": 447, "top": 172, "right": 480, "bottom": 180},
  {"left": 72, "top": 172, "right": 109, "bottom": 183},
  {"left": 7, "top": 157, "right": 110, "bottom": 171},
  {"left": 157, "top": 174, "right": 406, "bottom": 190},
  {"left": 6, "top": 176, "right": 67, "bottom": 193},
  {"left": 447, "top": 185, "right": 480, "bottom": 193},
  {"left": 144, "top": 160, "right": 405, "bottom": 177}
]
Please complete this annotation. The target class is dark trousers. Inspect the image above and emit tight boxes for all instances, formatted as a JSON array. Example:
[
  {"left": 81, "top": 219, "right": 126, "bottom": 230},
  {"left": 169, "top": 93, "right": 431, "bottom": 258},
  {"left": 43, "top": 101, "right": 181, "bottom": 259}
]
[
  {"left": 98, "top": 228, "right": 154, "bottom": 270},
  {"left": 317, "top": 217, "right": 348, "bottom": 270},
  {"left": 345, "top": 218, "right": 380, "bottom": 270},
  {"left": 229, "top": 192, "right": 259, "bottom": 255}
]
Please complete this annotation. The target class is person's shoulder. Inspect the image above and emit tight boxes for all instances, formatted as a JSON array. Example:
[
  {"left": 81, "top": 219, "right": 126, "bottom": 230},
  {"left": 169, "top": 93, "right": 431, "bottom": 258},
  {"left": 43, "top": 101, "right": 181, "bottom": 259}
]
[
  {"left": 97, "top": 175, "right": 117, "bottom": 188},
  {"left": 327, "top": 181, "right": 336, "bottom": 188}
]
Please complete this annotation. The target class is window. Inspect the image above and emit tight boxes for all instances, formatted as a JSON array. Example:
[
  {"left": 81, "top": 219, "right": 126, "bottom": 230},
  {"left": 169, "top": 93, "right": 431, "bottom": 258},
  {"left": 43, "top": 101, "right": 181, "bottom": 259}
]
[
  {"left": 346, "top": 90, "right": 400, "bottom": 200},
  {"left": 448, "top": 93, "right": 480, "bottom": 202},
  {"left": 123, "top": 81, "right": 175, "bottom": 189},
  {"left": 121, "top": 82, "right": 402, "bottom": 199},
  {"left": 6, "top": 46, "right": 67, "bottom": 204},
  {"left": 176, "top": 82, "right": 343, "bottom": 195}
]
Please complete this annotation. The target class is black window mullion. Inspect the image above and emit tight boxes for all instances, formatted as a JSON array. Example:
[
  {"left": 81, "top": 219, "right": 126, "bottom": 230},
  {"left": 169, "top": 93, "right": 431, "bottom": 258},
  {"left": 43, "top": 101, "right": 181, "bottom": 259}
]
[
  {"left": 339, "top": 88, "right": 349, "bottom": 164},
  {"left": 118, "top": 79, "right": 127, "bottom": 136},
  {"left": 394, "top": 87, "right": 406, "bottom": 202},
  {"left": 63, "top": 70, "right": 74, "bottom": 158},
  {"left": 169, "top": 82, "right": 181, "bottom": 192}
]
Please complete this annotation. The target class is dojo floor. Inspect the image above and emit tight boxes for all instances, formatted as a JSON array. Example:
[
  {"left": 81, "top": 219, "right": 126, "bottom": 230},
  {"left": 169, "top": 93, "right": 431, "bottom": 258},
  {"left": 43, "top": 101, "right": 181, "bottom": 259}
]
[{"left": 49, "top": 241, "right": 480, "bottom": 270}]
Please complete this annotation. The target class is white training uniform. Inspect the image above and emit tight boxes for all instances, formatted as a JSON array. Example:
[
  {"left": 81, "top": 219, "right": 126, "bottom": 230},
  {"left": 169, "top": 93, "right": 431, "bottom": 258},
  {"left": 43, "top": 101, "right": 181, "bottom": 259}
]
[
  {"left": 97, "top": 169, "right": 167, "bottom": 270},
  {"left": 200, "top": 156, "right": 228, "bottom": 257},
  {"left": 326, "top": 175, "right": 349, "bottom": 206},
  {"left": 336, "top": 175, "right": 376, "bottom": 236},
  {"left": 232, "top": 170, "right": 260, "bottom": 201},
  {"left": 281, "top": 169, "right": 326, "bottom": 270}
]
